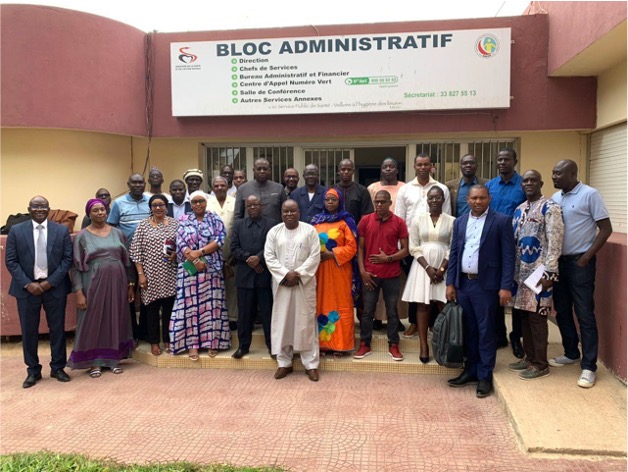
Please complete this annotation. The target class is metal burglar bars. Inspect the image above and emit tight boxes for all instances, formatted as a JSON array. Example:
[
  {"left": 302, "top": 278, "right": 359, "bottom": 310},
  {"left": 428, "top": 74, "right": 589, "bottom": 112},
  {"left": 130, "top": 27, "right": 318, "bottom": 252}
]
[
  {"left": 205, "top": 146, "right": 247, "bottom": 182},
  {"left": 253, "top": 146, "right": 294, "bottom": 183},
  {"left": 415, "top": 140, "right": 517, "bottom": 182},
  {"left": 305, "top": 148, "right": 352, "bottom": 187}
]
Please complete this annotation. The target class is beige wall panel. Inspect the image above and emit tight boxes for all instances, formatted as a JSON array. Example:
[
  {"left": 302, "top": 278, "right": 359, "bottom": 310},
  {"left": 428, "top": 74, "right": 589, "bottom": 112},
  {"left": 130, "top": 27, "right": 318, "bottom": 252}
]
[
  {"left": 597, "top": 60, "right": 627, "bottom": 130},
  {"left": 132, "top": 138, "right": 202, "bottom": 190},
  {"left": 519, "top": 132, "right": 588, "bottom": 196},
  {"left": 1, "top": 129, "right": 134, "bottom": 230}
]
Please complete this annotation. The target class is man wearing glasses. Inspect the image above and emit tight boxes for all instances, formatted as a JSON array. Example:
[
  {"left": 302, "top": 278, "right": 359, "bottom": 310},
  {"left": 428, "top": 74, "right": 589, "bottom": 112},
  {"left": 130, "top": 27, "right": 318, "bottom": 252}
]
[
  {"left": 231, "top": 195, "right": 277, "bottom": 359},
  {"left": 234, "top": 158, "right": 286, "bottom": 224},
  {"left": 5, "top": 196, "right": 73, "bottom": 388}
]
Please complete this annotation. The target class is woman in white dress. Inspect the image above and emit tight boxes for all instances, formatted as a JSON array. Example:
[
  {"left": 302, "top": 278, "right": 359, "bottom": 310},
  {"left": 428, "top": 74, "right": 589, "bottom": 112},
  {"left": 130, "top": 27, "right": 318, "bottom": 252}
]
[{"left": 402, "top": 186, "right": 455, "bottom": 363}]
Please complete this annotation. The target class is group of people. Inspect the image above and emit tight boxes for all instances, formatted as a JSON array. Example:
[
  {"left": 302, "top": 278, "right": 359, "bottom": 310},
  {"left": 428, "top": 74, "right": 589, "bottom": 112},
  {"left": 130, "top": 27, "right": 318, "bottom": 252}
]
[{"left": 6, "top": 150, "right": 612, "bottom": 397}]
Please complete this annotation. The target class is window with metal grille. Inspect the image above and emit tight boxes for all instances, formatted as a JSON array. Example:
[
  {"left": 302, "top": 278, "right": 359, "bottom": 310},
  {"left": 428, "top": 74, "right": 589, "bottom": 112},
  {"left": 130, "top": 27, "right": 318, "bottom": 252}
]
[
  {"left": 304, "top": 148, "right": 352, "bottom": 187},
  {"left": 205, "top": 146, "right": 246, "bottom": 182},
  {"left": 253, "top": 146, "right": 294, "bottom": 183},
  {"left": 415, "top": 140, "right": 516, "bottom": 182}
]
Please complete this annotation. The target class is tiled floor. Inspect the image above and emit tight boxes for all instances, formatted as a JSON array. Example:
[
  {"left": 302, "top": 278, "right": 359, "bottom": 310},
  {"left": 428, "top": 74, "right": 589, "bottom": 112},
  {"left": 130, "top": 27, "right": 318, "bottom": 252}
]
[{"left": 1, "top": 342, "right": 625, "bottom": 471}]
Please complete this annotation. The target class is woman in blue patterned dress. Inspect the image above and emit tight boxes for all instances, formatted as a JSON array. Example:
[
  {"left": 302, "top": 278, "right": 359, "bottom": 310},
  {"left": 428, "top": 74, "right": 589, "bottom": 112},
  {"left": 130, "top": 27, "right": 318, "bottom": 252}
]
[{"left": 169, "top": 191, "right": 231, "bottom": 360}]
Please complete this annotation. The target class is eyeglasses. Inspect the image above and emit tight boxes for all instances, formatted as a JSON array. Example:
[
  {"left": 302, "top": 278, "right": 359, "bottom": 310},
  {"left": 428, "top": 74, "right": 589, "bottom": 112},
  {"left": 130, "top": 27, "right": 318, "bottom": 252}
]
[
  {"left": 96, "top": 193, "right": 110, "bottom": 198},
  {"left": 29, "top": 206, "right": 49, "bottom": 210},
  {"left": 151, "top": 203, "right": 166, "bottom": 208},
  {"left": 191, "top": 199, "right": 206, "bottom": 205}
]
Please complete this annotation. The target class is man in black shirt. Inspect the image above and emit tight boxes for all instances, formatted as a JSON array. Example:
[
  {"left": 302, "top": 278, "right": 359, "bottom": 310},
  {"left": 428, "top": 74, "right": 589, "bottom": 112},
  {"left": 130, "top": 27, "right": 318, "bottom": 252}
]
[
  {"left": 231, "top": 195, "right": 276, "bottom": 358},
  {"left": 333, "top": 159, "right": 373, "bottom": 224}
]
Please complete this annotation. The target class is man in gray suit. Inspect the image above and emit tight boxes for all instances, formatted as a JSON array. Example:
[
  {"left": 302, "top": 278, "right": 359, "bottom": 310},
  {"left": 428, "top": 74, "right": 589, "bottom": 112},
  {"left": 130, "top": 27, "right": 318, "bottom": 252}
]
[{"left": 5, "top": 196, "right": 73, "bottom": 388}]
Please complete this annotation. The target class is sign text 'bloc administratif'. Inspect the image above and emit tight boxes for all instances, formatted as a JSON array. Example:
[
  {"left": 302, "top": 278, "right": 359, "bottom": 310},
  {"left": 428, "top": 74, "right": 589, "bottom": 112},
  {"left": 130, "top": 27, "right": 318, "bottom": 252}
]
[{"left": 170, "top": 28, "right": 511, "bottom": 116}]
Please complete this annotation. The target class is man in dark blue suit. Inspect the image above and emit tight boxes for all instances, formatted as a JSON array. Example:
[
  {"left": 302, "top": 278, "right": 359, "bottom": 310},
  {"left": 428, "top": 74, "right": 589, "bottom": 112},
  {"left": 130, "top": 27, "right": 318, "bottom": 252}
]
[
  {"left": 290, "top": 164, "right": 326, "bottom": 224},
  {"left": 5, "top": 196, "right": 73, "bottom": 388},
  {"left": 446, "top": 185, "right": 515, "bottom": 397}
]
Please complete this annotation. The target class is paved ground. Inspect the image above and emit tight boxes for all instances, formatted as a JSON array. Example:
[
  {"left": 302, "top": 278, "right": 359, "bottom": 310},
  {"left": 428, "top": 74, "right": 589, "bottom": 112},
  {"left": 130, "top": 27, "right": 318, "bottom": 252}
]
[{"left": 1, "top": 339, "right": 625, "bottom": 471}]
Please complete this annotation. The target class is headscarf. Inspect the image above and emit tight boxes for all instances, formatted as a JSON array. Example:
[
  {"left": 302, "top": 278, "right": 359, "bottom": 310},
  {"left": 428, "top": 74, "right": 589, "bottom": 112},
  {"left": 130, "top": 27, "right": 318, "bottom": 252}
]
[
  {"left": 311, "top": 187, "right": 361, "bottom": 303},
  {"left": 85, "top": 198, "right": 108, "bottom": 216},
  {"left": 311, "top": 188, "right": 358, "bottom": 235},
  {"left": 189, "top": 190, "right": 208, "bottom": 203}
]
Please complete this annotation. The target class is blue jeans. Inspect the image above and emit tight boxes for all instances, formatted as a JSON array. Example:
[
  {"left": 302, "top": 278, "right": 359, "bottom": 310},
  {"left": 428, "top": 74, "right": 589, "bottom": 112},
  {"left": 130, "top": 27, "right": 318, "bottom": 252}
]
[
  {"left": 553, "top": 255, "right": 598, "bottom": 371},
  {"left": 360, "top": 276, "right": 400, "bottom": 345}
]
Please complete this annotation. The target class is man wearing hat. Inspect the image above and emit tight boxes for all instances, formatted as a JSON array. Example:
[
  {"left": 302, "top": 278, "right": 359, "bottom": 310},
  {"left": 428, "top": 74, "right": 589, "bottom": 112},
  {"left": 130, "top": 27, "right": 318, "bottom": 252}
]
[{"left": 183, "top": 168, "right": 205, "bottom": 198}]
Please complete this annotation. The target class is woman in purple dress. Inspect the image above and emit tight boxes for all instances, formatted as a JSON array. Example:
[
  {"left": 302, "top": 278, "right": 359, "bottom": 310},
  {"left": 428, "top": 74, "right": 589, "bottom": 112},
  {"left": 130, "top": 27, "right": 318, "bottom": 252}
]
[{"left": 67, "top": 199, "right": 135, "bottom": 378}]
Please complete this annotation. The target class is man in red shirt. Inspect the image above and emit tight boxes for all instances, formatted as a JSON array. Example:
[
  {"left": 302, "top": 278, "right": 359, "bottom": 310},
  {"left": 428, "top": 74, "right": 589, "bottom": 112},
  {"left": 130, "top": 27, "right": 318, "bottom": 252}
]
[{"left": 355, "top": 190, "right": 409, "bottom": 361}]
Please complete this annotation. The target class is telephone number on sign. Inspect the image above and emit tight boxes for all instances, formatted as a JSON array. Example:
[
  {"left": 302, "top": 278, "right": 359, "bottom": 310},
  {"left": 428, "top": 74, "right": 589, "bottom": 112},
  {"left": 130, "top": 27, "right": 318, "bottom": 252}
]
[{"left": 439, "top": 90, "right": 477, "bottom": 97}]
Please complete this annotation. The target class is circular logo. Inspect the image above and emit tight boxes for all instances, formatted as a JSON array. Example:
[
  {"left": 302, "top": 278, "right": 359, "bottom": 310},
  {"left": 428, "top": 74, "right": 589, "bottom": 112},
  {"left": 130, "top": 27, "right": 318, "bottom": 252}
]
[{"left": 475, "top": 34, "right": 499, "bottom": 58}]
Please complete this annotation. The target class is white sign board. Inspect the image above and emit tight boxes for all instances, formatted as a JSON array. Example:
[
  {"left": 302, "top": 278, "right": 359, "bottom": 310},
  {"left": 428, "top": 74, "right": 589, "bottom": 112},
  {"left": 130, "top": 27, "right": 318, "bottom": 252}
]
[{"left": 171, "top": 28, "right": 510, "bottom": 116}]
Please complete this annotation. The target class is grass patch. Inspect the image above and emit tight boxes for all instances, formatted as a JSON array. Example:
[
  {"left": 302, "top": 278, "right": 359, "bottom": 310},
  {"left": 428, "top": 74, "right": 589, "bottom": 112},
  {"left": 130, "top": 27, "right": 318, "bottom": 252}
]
[{"left": 0, "top": 452, "right": 286, "bottom": 472}]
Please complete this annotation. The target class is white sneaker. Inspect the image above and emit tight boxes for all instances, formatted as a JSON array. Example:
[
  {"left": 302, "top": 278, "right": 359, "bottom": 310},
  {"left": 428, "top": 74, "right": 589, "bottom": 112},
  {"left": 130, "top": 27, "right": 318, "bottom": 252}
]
[
  {"left": 548, "top": 355, "right": 579, "bottom": 367},
  {"left": 577, "top": 369, "right": 596, "bottom": 388}
]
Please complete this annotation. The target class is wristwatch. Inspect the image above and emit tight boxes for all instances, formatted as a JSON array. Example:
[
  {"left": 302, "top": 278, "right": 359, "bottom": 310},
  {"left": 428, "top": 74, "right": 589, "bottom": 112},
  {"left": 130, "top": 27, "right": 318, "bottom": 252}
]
[
  {"left": 439, "top": 267, "right": 445, "bottom": 273},
  {"left": 387, "top": 256, "right": 393, "bottom": 263}
]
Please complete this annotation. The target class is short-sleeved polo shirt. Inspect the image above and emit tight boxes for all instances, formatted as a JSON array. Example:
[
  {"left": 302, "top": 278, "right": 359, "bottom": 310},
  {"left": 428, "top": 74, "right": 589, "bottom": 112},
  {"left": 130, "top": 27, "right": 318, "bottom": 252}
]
[
  {"left": 358, "top": 212, "right": 408, "bottom": 279},
  {"left": 552, "top": 182, "right": 609, "bottom": 255}
]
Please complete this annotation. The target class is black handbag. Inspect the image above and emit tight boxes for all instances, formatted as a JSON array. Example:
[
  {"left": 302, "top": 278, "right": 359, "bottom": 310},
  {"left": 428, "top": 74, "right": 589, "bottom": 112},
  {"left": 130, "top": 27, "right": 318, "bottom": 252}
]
[{"left": 432, "top": 302, "right": 464, "bottom": 368}]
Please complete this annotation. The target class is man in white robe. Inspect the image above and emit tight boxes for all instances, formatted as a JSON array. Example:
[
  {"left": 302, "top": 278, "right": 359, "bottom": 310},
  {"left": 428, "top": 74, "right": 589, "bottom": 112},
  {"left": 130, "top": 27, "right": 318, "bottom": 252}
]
[{"left": 264, "top": 200, "right": 321, "bottom": 381}]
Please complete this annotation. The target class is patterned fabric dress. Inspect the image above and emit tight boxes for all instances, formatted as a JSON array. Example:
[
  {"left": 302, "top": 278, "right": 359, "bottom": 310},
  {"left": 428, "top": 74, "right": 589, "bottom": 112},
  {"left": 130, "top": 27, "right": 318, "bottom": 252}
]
[
  {"left": 512, "top": 196, "right": 564, "bottom": 316},
  {"left": 129, "top": 217, "right": 178, "bottom": 305},
  {"left": 169, "top": 212, "right": 231, "bottom": 354},
  {"left": 313, "top": 220, "right": 358, "bottom": 352},
  {"left": 67, "top": 228, "right": 134, "bottom": 369}
]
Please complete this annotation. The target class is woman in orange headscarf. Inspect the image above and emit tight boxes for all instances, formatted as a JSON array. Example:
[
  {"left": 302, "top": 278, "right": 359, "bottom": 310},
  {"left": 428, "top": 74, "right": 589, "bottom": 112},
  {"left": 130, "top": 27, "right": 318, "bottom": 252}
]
[{"left": 311, "top": 188, "right": 359, "bottom": 357}]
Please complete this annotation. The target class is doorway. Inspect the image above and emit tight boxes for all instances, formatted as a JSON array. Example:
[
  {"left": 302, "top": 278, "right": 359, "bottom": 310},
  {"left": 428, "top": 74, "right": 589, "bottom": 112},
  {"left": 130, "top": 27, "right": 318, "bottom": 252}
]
[{"left": 354, "top": 146, "right": 407, "bottom": 187}]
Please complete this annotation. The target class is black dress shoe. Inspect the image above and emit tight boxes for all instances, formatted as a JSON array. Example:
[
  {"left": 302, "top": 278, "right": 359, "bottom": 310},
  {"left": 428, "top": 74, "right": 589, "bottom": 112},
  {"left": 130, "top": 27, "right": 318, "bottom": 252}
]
[
  {"left": 23, "top": 373, "right": 42, "bottom": 389},
  {"left": 476, "top": 379, "right": 493, "bottom": 398},
  {"left": 229, "top": 321, "right": 238, "bottom": 331},
  {"left": 231, "top": 348, "right": 248, "bottom": 359},
  {"left": 51, "top": 369, "right": 71, "bottom": 382},
  {"left": 447, "top": 371, "right": 478, "bottom": 388},
  {"left": 397, "top": 322, "right": 406, "bottom": 332},
  {"left": 496, "top": 337, "right": 509, "bottom": 348},
  {"left": 510, "top": 333, "right": 524, "bottom": 359}
]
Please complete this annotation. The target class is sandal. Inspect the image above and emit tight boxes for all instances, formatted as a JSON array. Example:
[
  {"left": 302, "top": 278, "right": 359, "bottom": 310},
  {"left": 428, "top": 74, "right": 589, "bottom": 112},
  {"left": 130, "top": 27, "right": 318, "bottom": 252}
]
[
  {"left": 151, "top": 344, "right": 162, "bottom": 356},
  {"left": 332, "top": 351, "right": 346, "bottom": 359},
  {"left": 112, "top": 367, "right": 123, "bottom": 374},
  {"left": 208, "top": 349, "right": 218, "bottom": 358},
  {"left": 88, "top": 367, "right": 101, "bottom": 378},
  {"left": 188, "top": 348, "right": 199, "bottom": 361}
]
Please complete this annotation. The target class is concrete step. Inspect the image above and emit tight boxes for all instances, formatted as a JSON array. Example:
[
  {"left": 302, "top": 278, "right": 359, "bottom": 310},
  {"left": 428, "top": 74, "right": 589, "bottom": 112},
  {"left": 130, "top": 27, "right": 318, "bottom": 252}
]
[{"left": 132, "top": 327, "right": 460, "bottom": 376}]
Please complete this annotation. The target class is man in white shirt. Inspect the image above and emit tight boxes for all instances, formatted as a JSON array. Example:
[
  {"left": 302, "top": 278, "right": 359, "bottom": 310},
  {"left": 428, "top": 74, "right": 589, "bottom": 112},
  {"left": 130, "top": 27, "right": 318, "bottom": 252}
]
[
  {"left": 5, "top": 196, "right": 73, "bottom": 388},
  {"left": 395, "top": 153, "right": 451, "bottom": 336}
]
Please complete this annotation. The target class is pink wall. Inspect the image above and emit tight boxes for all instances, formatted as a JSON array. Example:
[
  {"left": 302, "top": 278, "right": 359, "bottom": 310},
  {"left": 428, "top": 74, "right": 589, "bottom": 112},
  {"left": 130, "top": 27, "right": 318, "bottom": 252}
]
[
  {"left": 1, "top": 7, "right": 597, "bottom": 138},
  {"left": 539, "top": 1, "right": 627, "bottom": 74},
  {"left": 595, "top": 233, "right": 627, "bottom": 381},
  {"left": 151, "top": 15, "right": 596, "bottom": 138},
  {"left": 1, "top": 5, "right": 146, "bottom": 136}
]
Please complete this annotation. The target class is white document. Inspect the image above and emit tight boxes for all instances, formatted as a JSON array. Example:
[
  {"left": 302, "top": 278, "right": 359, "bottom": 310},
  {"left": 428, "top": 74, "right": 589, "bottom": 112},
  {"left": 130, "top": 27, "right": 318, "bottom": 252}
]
[{"left": 524, "top": 264, "right": 546, "bottom": 295}]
